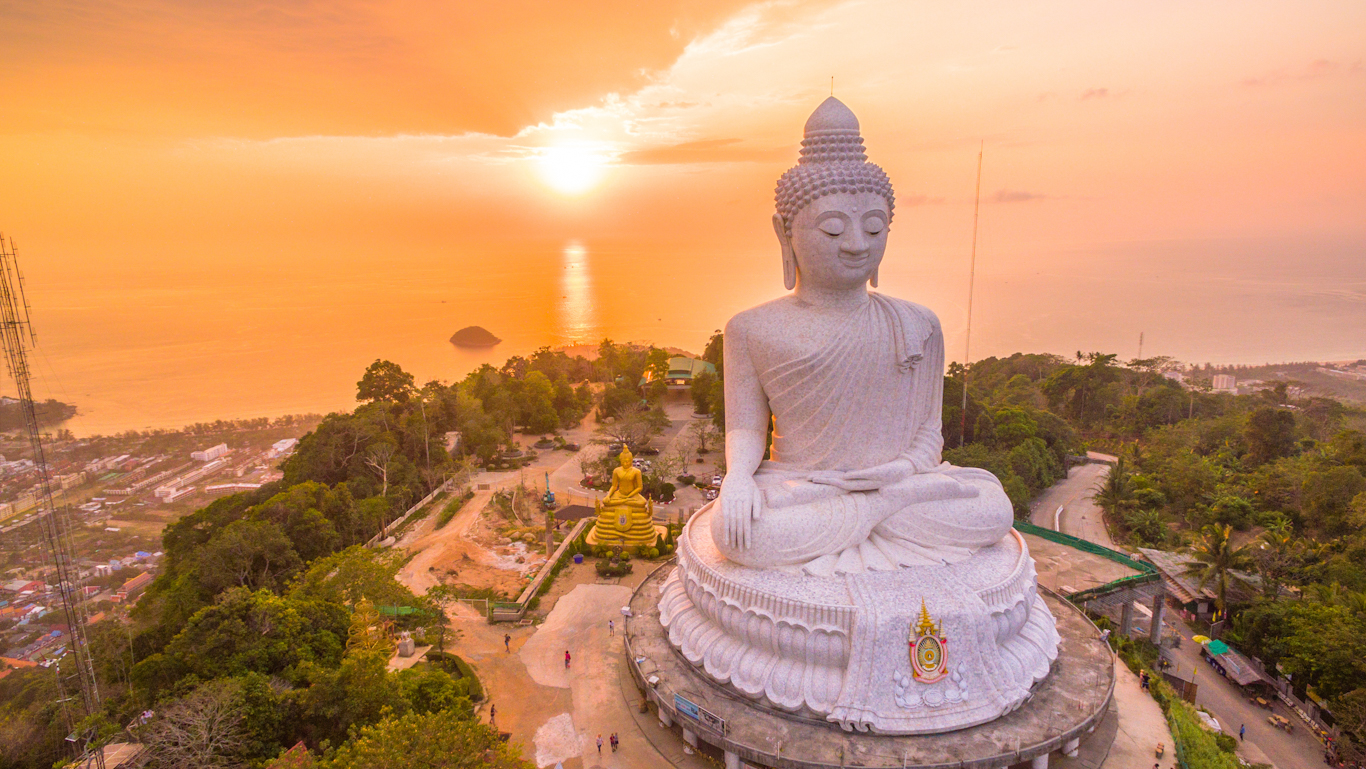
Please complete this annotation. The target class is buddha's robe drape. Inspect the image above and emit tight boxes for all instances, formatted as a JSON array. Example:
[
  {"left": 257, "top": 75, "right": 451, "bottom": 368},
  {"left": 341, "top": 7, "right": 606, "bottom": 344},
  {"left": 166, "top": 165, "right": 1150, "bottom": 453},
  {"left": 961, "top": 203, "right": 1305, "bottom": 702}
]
[{"left": 720, "top": 293, "right": 1012, "bottom": 576}]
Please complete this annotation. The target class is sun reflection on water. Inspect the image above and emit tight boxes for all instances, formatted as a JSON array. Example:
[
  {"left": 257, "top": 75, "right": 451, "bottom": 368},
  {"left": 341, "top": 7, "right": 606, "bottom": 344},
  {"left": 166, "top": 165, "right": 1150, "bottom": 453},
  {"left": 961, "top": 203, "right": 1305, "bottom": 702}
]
[{"left": 558, "top": 241, "right": 597, "bottom": 343}]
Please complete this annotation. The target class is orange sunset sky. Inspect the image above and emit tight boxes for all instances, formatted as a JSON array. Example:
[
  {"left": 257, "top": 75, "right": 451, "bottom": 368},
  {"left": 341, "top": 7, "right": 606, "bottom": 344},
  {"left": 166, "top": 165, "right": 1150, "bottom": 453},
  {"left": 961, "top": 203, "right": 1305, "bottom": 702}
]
[{"left": 1, "top": 1, "right": 1364, "bottom": 432}]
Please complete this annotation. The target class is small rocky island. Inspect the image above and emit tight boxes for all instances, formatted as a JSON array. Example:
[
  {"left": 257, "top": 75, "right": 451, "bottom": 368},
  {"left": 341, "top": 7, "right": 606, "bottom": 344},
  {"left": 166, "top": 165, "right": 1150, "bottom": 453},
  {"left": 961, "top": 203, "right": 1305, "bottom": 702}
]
[{"left": 449, "top": 326, "right": 501, "bottom": 348}]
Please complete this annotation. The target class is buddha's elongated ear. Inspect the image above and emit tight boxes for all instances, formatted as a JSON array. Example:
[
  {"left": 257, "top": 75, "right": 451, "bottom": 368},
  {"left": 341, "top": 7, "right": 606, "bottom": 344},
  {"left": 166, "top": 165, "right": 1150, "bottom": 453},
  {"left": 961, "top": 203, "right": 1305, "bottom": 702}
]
[
  {"left": 772, "top": 213, "right": 797, "bottom": 291},
  {"left": 870, "top": 268, "right": 879, "bottom": 288}
]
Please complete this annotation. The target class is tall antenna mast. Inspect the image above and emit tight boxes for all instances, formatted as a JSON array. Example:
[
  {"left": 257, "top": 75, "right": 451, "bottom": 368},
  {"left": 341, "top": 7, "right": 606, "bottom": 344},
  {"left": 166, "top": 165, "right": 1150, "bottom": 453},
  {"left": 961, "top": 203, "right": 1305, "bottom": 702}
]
[
  {"left": 0, "top": 235, "right": 105, "bottom": 769},
  {"left": 960, "top": 142, "right": 984, "bottom": 447},
  {"left": 1138, "top": 331, "right": 1144, "bottom": 360}
]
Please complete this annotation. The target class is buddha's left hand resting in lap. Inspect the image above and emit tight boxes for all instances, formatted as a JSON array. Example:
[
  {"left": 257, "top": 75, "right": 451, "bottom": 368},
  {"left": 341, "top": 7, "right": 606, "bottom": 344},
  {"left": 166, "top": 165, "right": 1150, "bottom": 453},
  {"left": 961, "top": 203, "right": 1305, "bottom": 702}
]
[{"left": 711, "top": 98, "right": 1013, "bottom": 577}]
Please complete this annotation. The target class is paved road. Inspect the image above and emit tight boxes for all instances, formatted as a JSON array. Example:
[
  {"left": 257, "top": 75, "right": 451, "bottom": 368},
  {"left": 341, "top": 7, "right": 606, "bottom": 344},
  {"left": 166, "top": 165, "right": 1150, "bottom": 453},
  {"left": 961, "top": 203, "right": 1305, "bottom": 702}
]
[
  {"left": 1161, "top": 616, "right": 1325, "bottom": 769},
  {"left": 1034, "top": 464, "right": 1323, "bottom": 769},
  {"left": 1030, "top": 462, "right": 1116, "bottom": 548}
]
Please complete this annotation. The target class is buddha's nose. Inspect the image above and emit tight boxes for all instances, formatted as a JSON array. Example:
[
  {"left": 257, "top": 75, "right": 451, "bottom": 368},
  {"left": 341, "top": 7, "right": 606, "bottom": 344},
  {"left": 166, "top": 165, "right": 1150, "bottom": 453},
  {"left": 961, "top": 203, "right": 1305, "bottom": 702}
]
[{"left": 841, "top": 230, "right": 871, "bottom": 255}]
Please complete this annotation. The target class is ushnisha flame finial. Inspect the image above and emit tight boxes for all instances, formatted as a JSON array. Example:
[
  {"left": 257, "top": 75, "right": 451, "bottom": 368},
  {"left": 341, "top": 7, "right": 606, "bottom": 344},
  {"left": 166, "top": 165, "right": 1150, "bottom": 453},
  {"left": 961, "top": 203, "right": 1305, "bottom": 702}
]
[
  {"left": 775, "top": 97, "right": 895, "bottom": 238},
  {"left": 799, "top": 96, "right": 866, "bottom": 164}
]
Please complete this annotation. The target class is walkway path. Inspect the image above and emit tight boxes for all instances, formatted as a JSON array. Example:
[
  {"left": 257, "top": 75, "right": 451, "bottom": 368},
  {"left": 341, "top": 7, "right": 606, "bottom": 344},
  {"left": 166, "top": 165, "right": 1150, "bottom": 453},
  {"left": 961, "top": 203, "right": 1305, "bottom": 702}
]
[{"left": 439, "top": 569, "right": 708, "bottom": 768}]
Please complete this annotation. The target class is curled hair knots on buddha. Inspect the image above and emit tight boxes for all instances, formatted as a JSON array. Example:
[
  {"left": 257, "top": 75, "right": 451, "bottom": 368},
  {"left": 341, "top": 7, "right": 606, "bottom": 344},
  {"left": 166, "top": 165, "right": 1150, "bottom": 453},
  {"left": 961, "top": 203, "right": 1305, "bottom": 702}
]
[
  {"left": 774, "top": 97, "right": 896, "bottom": 289},
  {"left": 775, "top": 162, "right": 896, "bottom": 236}
]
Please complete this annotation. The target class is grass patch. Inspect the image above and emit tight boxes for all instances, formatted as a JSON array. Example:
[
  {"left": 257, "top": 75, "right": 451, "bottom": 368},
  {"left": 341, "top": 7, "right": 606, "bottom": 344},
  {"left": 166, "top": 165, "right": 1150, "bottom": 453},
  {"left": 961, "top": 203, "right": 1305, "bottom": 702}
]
[
  {"left": 435, "top": 489, "right": 476, "bottom": 529},
  {"left": 424, "top": 650, "right": 484, "bottom": 702}
]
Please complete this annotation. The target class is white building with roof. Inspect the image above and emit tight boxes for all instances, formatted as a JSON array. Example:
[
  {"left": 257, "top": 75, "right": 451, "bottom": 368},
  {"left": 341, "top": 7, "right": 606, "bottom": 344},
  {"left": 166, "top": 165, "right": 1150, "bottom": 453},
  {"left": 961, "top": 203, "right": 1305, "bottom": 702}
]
[{"left": 191, "top": 443, "right": 229, "bottom": 462}]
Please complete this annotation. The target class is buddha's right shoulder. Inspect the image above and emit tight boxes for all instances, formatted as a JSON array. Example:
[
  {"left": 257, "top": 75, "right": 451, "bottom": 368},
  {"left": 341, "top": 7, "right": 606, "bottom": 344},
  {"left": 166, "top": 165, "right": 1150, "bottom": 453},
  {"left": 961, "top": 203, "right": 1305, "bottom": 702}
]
[{"left": 725, "top": 296, "right": 795, "bottom": 338}]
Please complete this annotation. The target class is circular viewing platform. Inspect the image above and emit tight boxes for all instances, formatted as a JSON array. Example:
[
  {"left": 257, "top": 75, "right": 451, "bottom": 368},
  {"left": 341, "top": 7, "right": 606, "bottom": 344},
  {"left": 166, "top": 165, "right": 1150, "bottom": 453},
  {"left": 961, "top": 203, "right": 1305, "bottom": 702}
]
[{"left": 624, "top": 561, "right": 1116, "bottom": 769}]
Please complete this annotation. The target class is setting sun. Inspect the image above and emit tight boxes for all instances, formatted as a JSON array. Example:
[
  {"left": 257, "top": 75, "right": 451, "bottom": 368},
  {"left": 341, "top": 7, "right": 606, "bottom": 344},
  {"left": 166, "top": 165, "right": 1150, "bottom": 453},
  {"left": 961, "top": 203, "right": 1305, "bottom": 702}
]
[{"left": 537, "top": 144, "right": 608, "bottom": 195}]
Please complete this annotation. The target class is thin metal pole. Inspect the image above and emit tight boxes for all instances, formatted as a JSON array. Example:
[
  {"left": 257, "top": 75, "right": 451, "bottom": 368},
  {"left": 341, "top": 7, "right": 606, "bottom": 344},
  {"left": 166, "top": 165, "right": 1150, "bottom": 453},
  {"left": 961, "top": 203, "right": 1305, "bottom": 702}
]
[
  {"left": 960, "top": 142, "right": 984, "bottom": 447},
  {"left": 0, "top": 236, "right": 104, "bottom": 768}
]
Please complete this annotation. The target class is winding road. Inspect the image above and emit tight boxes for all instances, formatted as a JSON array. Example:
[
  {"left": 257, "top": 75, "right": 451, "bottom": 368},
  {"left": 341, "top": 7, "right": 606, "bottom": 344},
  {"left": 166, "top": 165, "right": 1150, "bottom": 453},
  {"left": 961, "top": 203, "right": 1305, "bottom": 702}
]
[{"left": 1030, "top": 460, "right": 1323, "bottom": 769}]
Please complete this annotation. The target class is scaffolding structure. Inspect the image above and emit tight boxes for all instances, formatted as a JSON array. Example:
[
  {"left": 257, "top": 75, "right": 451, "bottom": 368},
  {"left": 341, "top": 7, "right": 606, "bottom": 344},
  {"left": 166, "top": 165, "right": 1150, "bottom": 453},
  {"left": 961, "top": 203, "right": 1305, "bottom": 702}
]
[{"left": 0, "top": 235, "right": 105, "bottom": 768}]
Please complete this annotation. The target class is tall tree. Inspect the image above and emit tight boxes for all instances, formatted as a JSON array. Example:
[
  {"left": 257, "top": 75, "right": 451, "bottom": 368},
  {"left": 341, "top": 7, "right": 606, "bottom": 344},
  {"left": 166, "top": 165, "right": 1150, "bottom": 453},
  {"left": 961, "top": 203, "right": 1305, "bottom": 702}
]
[
  {"left": 357, "top": 359, "right": 417, "bottom": 404},
  {"left": 702, "top": 331, "right": 724, "bottom": 377},
  {"left": 137, "top": 680, "right": 249, "bottom": 769},
  {"left": 690, "top": 370, "right": 717, "bottom": 415},
  {"left": 598, "top": 402, "right": 664, "bottom": 452},
  {"left": 319, "top": 711, "right": 533, "bottom": 769},
  {"left": 1183, "top": 524, "right": 1254, "bottom": 618},
  {"left": 365, "top": 441, "right": 398, "bottom": 497},
  {"left": 1245, "top": 407, "right": 1297, "bottom": 465},
  {"left": 1251, "top": 519, "right": 1300, "bottom": 601}
]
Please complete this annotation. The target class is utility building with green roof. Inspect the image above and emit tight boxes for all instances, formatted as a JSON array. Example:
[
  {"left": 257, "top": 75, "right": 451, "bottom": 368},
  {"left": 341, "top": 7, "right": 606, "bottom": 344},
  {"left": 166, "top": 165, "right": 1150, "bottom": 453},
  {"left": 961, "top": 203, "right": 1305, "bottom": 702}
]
[{"left": 641, "top": 356, "right": 717, "bottom": 391}]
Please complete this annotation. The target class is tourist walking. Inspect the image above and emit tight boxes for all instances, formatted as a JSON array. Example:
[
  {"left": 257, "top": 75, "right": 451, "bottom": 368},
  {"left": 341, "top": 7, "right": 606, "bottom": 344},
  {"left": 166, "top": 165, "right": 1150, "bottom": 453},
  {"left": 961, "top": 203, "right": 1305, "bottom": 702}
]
[
  {"left": 565, "top": 650, "right": 572, "bottom": 669},
  {"left": 596, "top": 734, "right": 603, "bottom": 754},
  {"left": 1240, "top": 724, "right": 1245, "bottom": 741},
  {"left": 608, "top": 620, "right": 614, "bottom": 637},
  {"left": 489, "top": 703, "right": 496, "bottom": 726},
  {"left": 504, "top": 633, "right": 511, "bottom": 652},
  {"left": 611, "top": 733, "right": 619, "bottom": 751}
]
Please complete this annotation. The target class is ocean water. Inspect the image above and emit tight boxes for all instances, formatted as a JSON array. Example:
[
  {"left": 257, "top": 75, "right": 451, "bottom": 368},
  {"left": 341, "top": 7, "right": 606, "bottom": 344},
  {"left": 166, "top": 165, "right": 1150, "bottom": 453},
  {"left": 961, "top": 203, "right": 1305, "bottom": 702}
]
[{"left": 18, "top": 235, "right": 1366, "bottom": 437}]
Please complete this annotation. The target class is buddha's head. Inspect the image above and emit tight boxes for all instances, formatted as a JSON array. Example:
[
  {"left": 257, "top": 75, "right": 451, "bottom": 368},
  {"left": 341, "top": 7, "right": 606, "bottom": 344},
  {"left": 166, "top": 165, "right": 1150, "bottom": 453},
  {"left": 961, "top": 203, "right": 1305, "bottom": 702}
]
[
  {"left": 774, "top": 97, "right": 896, "bottom": 292},
  {"left": 618, "top": 448, "right": 634, "bottom": 468}
]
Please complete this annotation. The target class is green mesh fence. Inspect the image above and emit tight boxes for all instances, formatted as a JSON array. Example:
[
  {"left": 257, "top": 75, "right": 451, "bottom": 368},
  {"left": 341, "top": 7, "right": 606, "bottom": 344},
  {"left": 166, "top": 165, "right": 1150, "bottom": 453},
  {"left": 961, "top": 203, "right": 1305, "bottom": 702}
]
[
  {"left": 1012, "top": 520, "right": 1161, "bottom": 602},
  {"left": 1013, "top": 520, "right": 1156, "bottom": 572}
]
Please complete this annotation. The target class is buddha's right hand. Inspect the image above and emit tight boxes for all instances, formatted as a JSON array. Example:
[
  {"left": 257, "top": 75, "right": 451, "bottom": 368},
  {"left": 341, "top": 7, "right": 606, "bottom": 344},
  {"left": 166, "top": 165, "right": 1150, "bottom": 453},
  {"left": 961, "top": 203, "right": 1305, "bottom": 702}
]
[{"left": 719, "top": 474, "right": 764, "bottom": 550}]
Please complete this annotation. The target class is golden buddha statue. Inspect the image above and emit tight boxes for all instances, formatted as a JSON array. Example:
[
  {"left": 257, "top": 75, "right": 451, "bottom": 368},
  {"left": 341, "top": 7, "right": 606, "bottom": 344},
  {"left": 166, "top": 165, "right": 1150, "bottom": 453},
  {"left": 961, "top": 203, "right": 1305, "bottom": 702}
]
[{"left": 586, "top": 448, "right": 660, "bottom": 547}]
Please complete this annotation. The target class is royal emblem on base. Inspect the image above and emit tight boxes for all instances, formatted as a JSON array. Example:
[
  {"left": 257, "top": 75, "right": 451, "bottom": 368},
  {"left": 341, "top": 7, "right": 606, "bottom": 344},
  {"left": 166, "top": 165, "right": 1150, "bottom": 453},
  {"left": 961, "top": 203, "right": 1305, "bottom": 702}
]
[{"left": 910, "top": 599, "right": 948, "bottom": 683}]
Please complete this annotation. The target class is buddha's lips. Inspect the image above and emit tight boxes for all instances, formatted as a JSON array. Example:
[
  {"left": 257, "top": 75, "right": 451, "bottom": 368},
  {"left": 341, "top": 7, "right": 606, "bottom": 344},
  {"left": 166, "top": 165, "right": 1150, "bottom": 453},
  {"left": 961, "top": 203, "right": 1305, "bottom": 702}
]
[{"left": 839, "top": 252, "right": 872, "bottom": 269}]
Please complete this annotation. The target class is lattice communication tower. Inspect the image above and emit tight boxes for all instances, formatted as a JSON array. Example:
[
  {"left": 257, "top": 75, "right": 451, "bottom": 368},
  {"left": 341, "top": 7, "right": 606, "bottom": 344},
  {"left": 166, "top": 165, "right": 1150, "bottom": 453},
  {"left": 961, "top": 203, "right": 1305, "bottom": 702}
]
[{"left": 0, "top": 235, "right": 105, "bottom": 768}]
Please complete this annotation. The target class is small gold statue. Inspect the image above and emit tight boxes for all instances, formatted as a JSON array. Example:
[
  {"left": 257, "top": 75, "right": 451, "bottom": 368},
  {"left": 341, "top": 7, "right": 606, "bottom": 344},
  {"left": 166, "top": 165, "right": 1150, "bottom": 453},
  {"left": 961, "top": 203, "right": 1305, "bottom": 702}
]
[{"left": 586, "top": 448, "right": 660, "bottom": 547}]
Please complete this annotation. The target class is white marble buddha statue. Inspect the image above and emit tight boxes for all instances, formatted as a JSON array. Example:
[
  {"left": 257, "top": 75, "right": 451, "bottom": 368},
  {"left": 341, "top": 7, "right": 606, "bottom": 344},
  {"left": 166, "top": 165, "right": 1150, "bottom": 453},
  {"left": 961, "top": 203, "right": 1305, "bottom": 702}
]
[
  {"left": 713, "top": 96, "right": 1013, "bottom": 576},
  {"left": 659, "top": 98, "right": 1059, "bottom": 735}
]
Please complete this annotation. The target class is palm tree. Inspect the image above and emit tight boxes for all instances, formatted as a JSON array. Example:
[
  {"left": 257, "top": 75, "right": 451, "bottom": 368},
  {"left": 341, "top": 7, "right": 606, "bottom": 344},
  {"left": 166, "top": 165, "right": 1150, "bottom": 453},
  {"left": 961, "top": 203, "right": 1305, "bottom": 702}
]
[
  {"left": 1183, "top": 524, "right": 1254, "bottom": 619},
  {"left": 1092, "top": 457, "right": 1138, "bottom": 520},
  {"left": 1252, "top": 519, "right": 1300, "bottom": 601}
]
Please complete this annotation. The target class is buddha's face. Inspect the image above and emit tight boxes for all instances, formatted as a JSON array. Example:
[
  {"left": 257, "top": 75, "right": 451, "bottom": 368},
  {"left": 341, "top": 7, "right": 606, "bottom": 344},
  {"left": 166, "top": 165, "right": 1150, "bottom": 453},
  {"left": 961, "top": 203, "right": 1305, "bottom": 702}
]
[
  {"left": 786, "top": 192, "right": 889, "bottom": 292},
  {"left": 620, "top": 455, "right": 632, "bottom": 469}
]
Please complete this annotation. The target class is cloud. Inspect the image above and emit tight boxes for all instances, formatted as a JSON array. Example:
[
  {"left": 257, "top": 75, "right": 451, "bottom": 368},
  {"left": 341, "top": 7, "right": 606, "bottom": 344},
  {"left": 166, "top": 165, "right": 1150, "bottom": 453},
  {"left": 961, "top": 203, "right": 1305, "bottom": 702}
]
[
  {"left": 618, "top": 138, "right": 788, "bottom": 165},
  {"left": 899, "top": 194, "right": 947, "bottom": 206},
  {"left": 1079, "top": 88, "right": 1110, "bottom": 101},
  {"left": 0, "top": 0, "right": 764, "bottom": 138},
  {"left": 1241, "top": 58, "right": 1363, "bottom": 86},
  {"left": 991, "top": 190, "right": 1046, "bottom": 203}
]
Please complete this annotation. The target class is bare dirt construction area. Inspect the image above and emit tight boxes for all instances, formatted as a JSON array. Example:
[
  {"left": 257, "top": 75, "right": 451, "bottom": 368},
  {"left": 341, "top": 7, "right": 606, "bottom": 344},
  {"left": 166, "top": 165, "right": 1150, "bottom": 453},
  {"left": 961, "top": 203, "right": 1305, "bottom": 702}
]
[{"left": 396, "top": 488, "right": 546, "bottom": 601}]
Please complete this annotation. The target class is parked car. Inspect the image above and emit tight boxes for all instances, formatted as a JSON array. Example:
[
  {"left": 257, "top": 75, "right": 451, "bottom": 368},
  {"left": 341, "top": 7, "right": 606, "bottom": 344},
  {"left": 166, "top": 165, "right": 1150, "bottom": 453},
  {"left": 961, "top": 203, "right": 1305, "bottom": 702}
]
[{"left": 712, "top": 474, "right": 723, "bottom": 486}]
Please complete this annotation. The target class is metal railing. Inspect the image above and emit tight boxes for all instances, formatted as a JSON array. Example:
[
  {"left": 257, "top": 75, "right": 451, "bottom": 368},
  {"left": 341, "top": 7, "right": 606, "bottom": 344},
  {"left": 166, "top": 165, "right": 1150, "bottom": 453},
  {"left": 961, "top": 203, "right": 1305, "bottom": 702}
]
[{"left": 365, "top": 477, "right": 456, "bottom": 547}]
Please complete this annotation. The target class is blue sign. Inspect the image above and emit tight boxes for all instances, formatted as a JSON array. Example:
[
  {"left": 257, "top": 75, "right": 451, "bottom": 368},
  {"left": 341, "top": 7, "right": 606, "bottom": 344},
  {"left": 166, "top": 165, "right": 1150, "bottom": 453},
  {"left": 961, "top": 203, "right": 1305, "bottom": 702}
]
[
  {"left": 673, "top": 693, "right": 726, "bottom": 734},
  {"left": 674, "top": 693, "right": 700, "bottom": 721}
]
